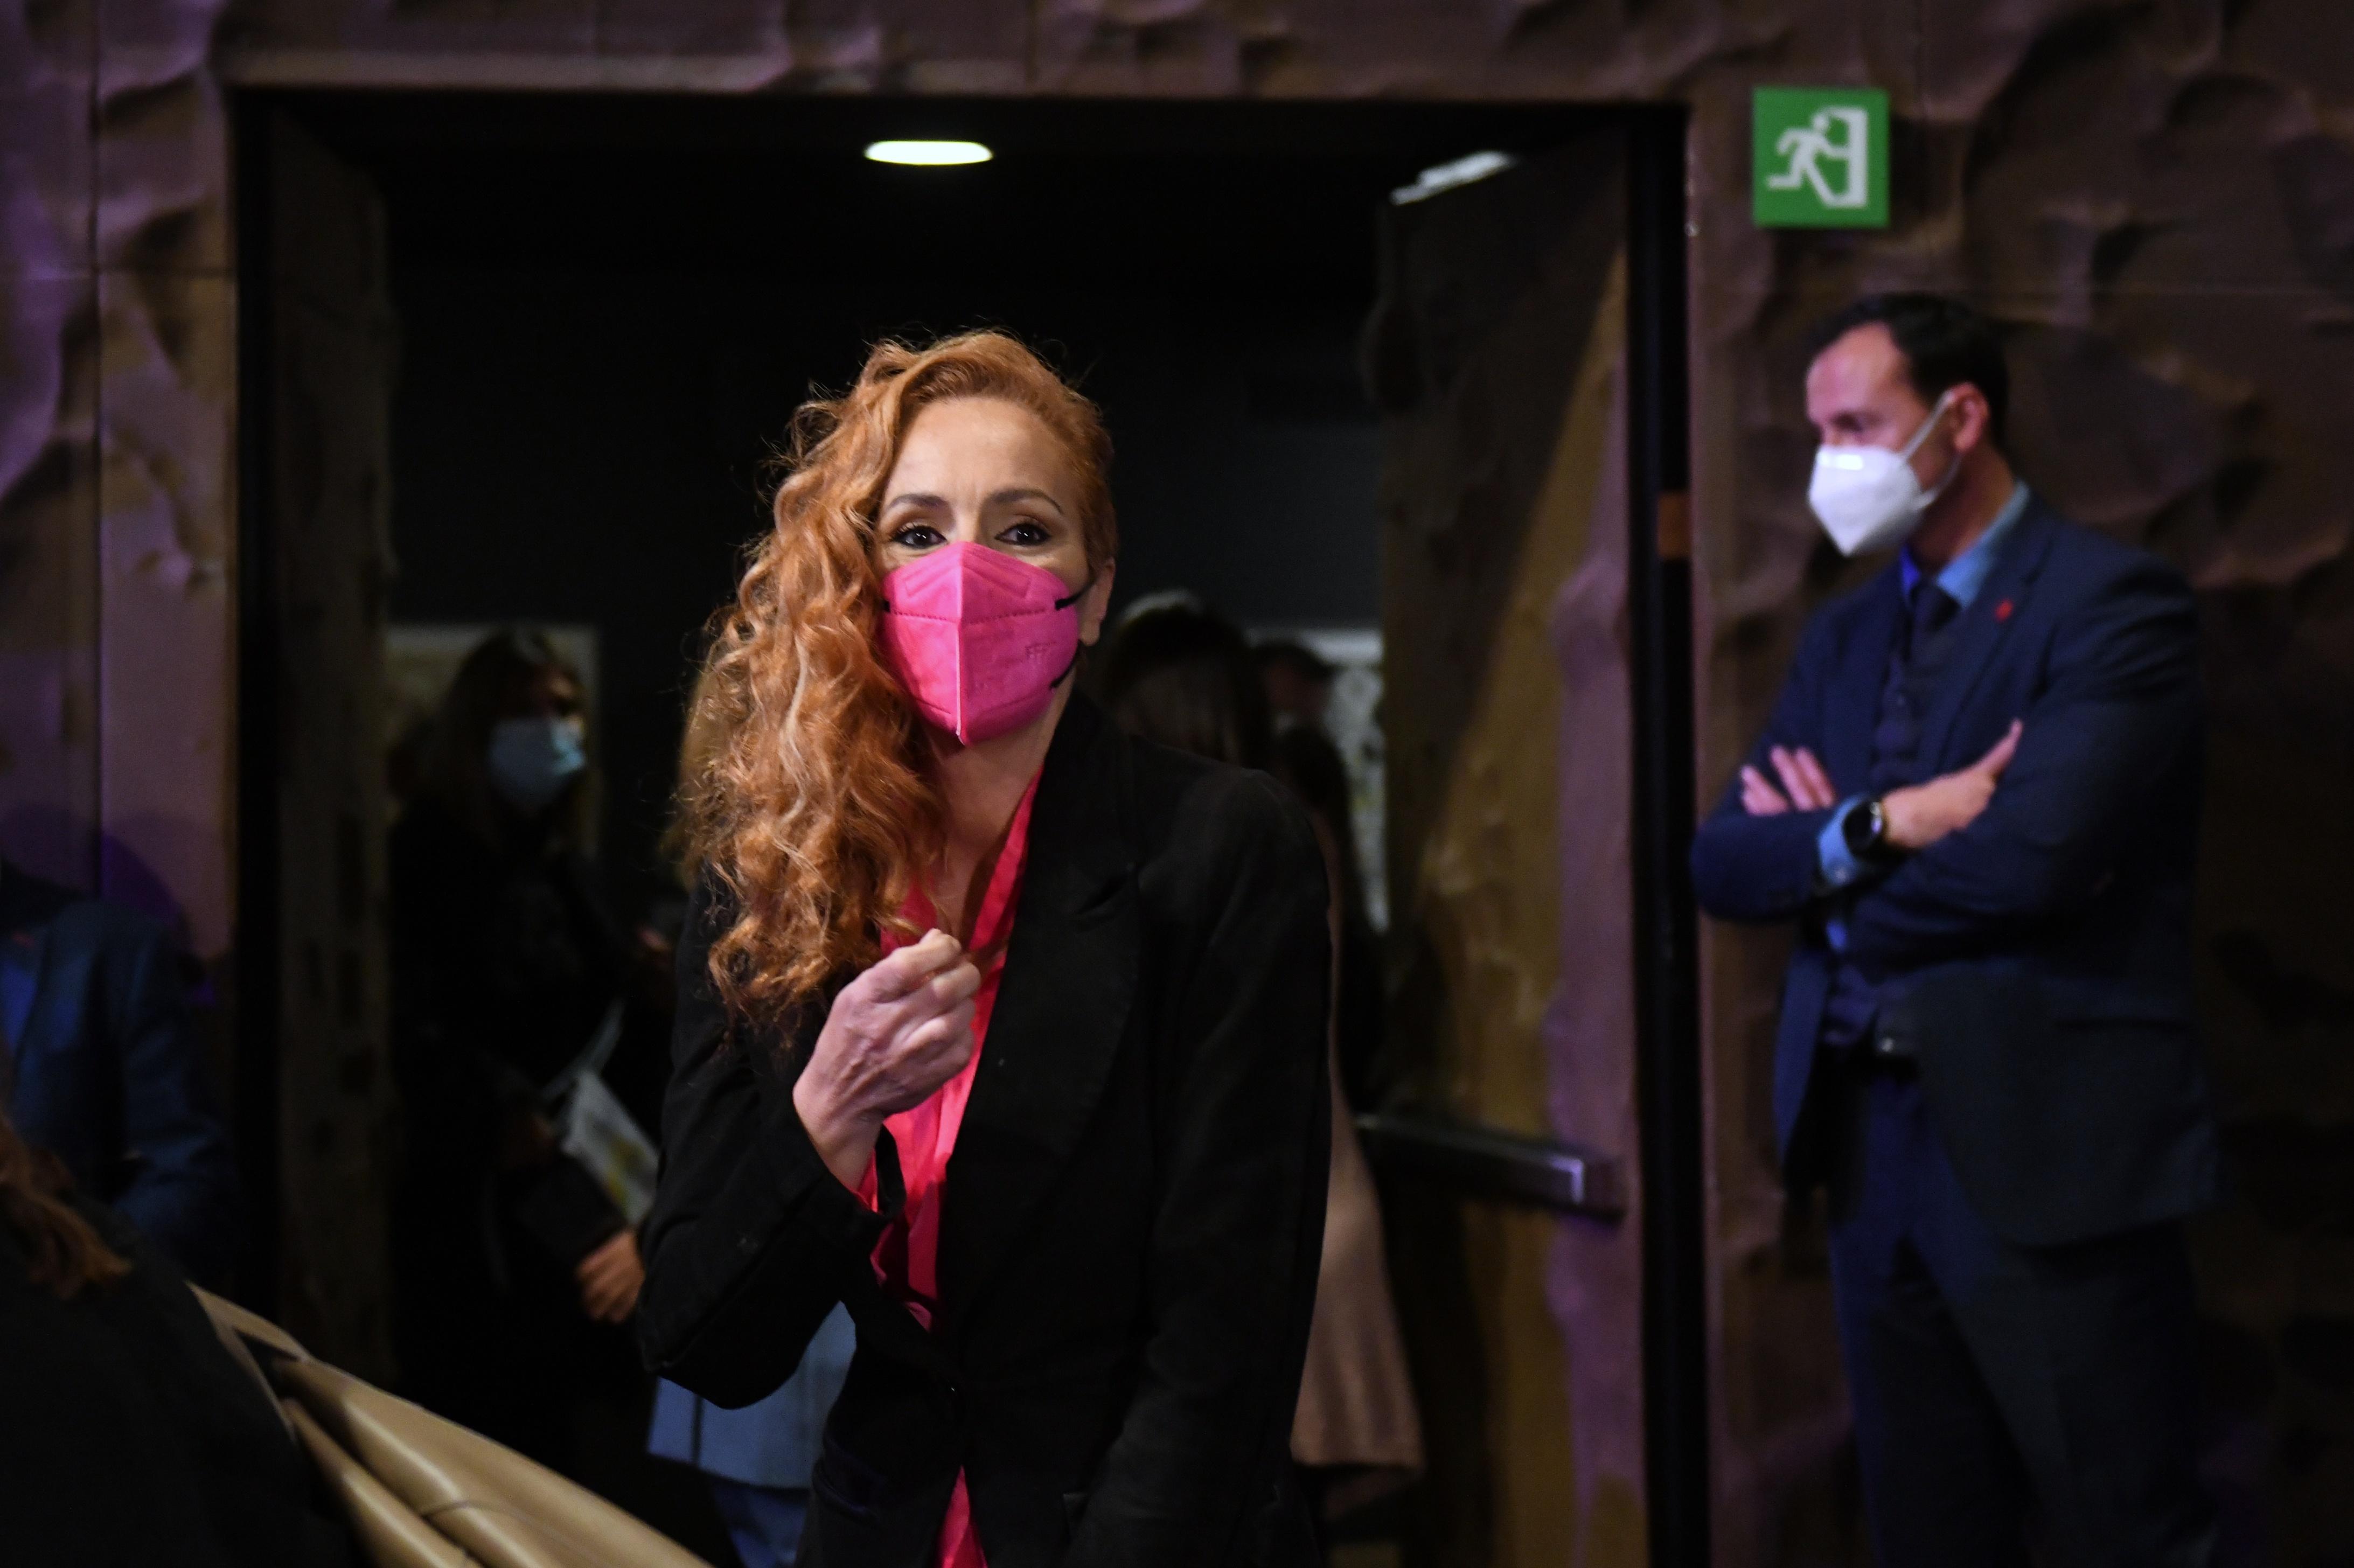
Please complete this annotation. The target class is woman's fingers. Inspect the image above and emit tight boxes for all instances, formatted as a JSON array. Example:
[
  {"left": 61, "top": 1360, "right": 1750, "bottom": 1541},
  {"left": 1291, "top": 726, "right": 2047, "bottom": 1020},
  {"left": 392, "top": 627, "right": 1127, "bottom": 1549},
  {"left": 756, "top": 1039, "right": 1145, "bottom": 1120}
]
[
  {"left": 905, "top": 1000, "right": 978, "bottom": 1062},
  {"left": 818, "top": 942, "right": 984, "bottom": 1118},
  {"left": 829, "top": 938, "right": 965, "bottom": 1038},
  {"left": 874, "top": 959, "right": 981, "bottom": 1038},
  {"left": 858, "top": 929, "right": 966, "bottom": 1002},
  {"left": 915, "top": 1007, "right": 978, "bottom": 1068},
  {"left": 870, "top": 1007, "right": 977, "bottom": 1111},
  {"left": 877, "top": 933, "right": 964, "bottom": 998},
  {"left": 917, "top": 959, "right": 983, "bottom": 1011}
]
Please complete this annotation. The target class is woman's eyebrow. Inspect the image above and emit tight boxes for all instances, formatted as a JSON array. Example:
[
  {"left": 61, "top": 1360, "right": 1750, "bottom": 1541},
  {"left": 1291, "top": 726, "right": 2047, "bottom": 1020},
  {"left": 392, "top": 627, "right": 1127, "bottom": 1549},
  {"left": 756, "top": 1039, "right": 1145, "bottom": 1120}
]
[
  {"left": 881, "top": 491, "right": 947, "bottom": 512},
  {"left": 987, "top": 487, "right": 1067, "bottom": 515}
]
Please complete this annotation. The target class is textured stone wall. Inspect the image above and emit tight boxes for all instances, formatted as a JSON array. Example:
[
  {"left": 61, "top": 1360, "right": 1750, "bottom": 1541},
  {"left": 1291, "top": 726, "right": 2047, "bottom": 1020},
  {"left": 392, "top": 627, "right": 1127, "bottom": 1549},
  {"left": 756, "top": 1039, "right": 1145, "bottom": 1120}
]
[
  {"left": 1, "top": 0, "right": 234, "bottom": 946},
  {"left": 4, "top": 0, "right": 2352, "bottom": 1560}
]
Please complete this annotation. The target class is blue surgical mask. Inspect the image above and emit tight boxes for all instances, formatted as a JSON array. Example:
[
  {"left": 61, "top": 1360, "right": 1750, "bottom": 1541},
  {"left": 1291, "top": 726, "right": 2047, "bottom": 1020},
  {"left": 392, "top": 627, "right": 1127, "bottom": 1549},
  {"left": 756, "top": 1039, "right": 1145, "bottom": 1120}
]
[{"left": 487, "top": 715, "right": 588, "bottom": 813}]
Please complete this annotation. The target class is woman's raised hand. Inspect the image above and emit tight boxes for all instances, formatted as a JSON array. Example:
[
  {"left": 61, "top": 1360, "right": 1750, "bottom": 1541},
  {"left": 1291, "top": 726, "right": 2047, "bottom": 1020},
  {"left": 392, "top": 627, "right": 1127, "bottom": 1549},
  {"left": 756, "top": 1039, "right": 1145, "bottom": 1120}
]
[{"left": 792, "top": 930, "right": 983, "bottom": 1189}]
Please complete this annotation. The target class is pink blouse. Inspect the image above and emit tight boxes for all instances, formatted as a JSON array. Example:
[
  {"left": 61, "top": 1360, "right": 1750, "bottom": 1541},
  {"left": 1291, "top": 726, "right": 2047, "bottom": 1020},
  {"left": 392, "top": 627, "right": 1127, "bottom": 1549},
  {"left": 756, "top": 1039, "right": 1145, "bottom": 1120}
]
[{"left": 855, "top": 776, "right": 1039, "bottom": 1568}]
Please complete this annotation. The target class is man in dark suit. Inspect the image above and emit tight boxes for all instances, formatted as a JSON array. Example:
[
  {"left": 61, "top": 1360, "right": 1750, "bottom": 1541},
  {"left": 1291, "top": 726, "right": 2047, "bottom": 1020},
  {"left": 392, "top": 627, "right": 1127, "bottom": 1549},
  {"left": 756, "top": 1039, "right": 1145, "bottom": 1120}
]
[
  {"left": 0, "top": 855, "right": 240, "bottom": 1286},
  {"left": 1690, "top": 295, "right": 2219, "bottom": 1566}
]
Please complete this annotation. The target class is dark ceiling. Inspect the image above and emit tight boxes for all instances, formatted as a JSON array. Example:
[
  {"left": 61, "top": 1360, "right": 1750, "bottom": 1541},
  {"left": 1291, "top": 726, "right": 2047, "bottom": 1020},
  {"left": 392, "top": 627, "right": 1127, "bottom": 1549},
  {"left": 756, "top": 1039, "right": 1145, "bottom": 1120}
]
[{"left": 283, "top": 92, "right": 1613, "bottom": 296}]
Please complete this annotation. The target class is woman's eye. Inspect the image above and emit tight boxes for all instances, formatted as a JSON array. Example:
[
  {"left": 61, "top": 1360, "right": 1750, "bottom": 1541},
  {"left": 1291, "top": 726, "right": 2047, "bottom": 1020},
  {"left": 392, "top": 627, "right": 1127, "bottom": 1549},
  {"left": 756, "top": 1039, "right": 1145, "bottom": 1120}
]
[
  {"left": 1001, "top": 520, "right": 1050, "bottom": 546},
  {"left": 892, "top": 523, "right": 946, "bottom": 549}
]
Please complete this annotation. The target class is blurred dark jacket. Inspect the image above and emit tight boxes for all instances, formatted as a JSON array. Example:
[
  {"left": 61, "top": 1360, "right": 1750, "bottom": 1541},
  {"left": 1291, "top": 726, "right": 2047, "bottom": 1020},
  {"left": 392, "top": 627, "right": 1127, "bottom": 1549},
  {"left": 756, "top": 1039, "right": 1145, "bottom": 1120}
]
[
  {"left": 0, "top": 1190, "right": 352, "bottom": 1567},
  {"left": 387, "top": 793, "right": 663, "bottom": 1461},
  {"left": 0, "top": 861, "right": 240, "bottom": 1287}
]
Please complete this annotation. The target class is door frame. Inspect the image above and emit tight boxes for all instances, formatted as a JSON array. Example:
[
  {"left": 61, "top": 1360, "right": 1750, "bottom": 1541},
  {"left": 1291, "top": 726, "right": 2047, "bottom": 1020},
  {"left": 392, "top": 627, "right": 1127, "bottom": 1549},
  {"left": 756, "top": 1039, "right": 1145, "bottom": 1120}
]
[
  {"left": 227, "top": 85, "right": 1708, "bottom": 1561},
  {"left": 1625, "top": 103, "right": 1708, "bottom": 1568}
]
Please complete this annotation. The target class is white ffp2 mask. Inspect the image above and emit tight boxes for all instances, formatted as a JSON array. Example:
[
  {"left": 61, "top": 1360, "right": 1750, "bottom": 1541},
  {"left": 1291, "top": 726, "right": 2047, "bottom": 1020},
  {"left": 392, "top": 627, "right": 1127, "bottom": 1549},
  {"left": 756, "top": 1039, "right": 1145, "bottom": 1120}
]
[{"left": 1808, "top": 391, "right": 1959, "bottom": 556}]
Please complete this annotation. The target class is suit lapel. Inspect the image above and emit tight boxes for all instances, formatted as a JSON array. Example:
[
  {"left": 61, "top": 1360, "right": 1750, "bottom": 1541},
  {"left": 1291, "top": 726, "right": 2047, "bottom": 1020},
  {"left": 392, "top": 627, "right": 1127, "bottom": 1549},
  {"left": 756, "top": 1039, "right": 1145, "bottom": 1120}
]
[
  {"left": 1827, "top": 569, "right": 1904, "bottom": 793},
  {"left": 1917, "top": 501, "right": 2062, "bottom": 768},
  {"left": 938, "top": 696, "right": 1139, "bottom": 1337}
]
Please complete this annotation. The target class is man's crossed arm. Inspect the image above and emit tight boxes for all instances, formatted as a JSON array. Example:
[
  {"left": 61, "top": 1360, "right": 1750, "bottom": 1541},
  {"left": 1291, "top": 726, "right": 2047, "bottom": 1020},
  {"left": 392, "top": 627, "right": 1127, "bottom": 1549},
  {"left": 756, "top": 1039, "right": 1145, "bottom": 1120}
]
[
  {"left": 1692, "top": 555, "right": 2196, "bottom": 970},
  {"left": 1743, "top": 723, "right": 2021, "bottom": 850}
]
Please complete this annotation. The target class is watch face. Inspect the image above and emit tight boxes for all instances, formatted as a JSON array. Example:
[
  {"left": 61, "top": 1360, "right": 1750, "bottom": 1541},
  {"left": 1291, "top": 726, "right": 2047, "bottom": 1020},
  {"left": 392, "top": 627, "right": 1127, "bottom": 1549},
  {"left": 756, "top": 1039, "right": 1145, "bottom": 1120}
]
[{"left": 1844, "top": 801, "right": 1880, "bottom": 857}]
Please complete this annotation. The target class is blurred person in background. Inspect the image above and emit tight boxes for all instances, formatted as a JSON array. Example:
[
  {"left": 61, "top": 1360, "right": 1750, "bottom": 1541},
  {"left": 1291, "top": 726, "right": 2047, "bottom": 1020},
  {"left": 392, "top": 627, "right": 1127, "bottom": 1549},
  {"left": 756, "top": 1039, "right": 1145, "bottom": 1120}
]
[
  {"left": 1264, "top": 720, "right": 1386, "bottom": 1113},
  {"left": 644, "top": 664, "right": 856, "bottom": 1568},
  {"left": 1251, "top": 640, "right": 1384, "bottom": 1107},
  {"left": 1099, "top": 598, "right": 1424, "bottom": 1541},
  {"left": 0, "top": 1102, "right": 353, "bottom": 1566},
  {"left": 388, "top": 627, "right": 670, "bottom": 1478},
  {"left": 0, "top": 855, "right": 239, "bottom": 1288},
  {"left": 1095, "top": 591, "right": 1277, "bottom": 768},
  {"left": 1255, "top": 638, "right": 1335, "bottom": 732}
]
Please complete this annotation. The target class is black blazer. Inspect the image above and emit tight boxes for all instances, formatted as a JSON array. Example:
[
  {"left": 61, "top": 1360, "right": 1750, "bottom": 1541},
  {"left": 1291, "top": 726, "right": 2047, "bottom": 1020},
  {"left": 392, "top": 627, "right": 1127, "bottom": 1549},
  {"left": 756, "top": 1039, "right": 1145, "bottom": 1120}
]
[
  {"left": 637, "top": 696, "right": 1333, "bottom": 1568},
  {"left": 1690, "top": 498, "right": 2219, "bottom": 1246}
]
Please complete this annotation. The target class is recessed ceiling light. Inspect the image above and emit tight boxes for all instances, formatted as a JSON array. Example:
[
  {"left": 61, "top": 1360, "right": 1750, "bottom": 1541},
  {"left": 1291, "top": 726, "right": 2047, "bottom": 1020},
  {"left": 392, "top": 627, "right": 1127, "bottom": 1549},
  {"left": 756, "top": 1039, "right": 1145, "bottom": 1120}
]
[
  {"left": 865, "top": 140, "right": 993, "bottom": 167},
  {"left": 1391, "top": 150, "right": 1517, "bottom": 205}
]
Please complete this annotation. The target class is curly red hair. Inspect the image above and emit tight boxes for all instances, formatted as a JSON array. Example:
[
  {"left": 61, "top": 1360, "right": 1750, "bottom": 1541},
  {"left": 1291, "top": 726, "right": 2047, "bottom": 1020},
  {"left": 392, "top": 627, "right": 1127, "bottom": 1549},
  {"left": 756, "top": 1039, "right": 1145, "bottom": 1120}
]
[{"left": 685, "top": 331, "right": 1117, "bottom": 1032}]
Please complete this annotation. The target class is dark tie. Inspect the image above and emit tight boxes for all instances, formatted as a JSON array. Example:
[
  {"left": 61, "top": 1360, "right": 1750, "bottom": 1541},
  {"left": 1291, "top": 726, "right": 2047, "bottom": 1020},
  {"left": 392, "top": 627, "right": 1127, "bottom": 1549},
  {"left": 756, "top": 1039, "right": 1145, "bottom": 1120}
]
[
  {"left": 1821, "top": 581, "right": 1973, "bottom": 1053},
  {"left": 1909, "top": 583, "right": 1960, "bottom": 658},
  {"left": 1869, "top": 583, "right": 1962, "bottom": 796}
]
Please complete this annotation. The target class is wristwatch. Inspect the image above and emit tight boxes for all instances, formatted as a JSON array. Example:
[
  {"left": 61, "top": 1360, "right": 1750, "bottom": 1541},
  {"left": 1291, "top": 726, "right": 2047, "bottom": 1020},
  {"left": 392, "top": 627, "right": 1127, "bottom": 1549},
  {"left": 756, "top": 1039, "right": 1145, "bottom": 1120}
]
[{"left": 1841, "top": 796, "right": 1899, "bottom": 866}]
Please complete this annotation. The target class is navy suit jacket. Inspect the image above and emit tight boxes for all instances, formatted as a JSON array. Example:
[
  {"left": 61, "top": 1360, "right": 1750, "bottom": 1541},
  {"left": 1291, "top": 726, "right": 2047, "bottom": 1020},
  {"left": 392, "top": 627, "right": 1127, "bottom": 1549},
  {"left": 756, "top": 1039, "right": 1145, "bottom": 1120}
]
[
  {"left": 1690, "top": 499, "right": 2220, "bottom": 1247},
  {"left": 0, "top": 863, "right": 240, "bottom": 1285}
]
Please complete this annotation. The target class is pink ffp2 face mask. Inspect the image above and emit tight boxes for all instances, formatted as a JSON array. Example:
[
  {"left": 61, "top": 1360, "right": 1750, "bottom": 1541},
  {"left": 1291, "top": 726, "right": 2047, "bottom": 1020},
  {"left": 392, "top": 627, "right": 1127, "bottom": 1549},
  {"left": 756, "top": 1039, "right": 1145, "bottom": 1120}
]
[{"left": 879, "top": 541, "right": 1088, "bottom": 745}]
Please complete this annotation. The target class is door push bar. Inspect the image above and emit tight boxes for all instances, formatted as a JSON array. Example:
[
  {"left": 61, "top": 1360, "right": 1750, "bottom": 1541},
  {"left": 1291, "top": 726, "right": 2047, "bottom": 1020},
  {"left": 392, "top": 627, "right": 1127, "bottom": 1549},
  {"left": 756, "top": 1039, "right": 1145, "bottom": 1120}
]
[{"left": 1355, "top": 1111, "right": 1626, "bottom": 1219}]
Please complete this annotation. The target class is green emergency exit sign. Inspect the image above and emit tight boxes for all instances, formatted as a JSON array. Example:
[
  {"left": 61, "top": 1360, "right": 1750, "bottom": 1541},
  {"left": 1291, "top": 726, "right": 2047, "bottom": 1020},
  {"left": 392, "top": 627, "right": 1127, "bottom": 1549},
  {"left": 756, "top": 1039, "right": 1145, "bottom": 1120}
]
[{"left": 1753, "top": 87, "right": 1889, "bottom": 228}]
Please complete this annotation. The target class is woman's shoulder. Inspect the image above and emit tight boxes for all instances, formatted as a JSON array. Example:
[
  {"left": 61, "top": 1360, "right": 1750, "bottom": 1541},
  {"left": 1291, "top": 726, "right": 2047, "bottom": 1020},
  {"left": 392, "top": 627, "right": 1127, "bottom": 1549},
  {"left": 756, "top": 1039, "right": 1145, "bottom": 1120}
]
[
  {"left": 1115, "top": 734, "right": 1324, "bottom": 899},
  {"left": 675, "top": 869, "right": 823, "bottom": 1061}
]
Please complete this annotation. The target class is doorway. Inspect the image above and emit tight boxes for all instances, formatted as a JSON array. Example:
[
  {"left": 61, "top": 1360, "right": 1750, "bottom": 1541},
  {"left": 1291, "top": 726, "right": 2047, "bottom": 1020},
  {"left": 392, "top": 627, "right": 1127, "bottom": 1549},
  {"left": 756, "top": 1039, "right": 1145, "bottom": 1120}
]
[{"left": 234, "top": 90, "right": 1697, "bottom": 1568}]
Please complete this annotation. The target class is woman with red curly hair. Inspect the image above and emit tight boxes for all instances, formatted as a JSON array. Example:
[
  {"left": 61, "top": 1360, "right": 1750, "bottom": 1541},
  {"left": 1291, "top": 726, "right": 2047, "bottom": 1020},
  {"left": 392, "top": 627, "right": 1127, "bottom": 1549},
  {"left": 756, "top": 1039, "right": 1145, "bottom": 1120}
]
[{"left": 637, "top": 332, "right": 1333, "bottom": 1567}]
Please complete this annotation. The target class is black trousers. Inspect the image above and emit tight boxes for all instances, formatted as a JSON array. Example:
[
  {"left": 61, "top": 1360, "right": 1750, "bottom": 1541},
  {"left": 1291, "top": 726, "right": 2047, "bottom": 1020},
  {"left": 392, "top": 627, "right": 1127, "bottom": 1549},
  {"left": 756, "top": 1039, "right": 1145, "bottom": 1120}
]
[{"left": 1823, "top": 1062, "right": 2217, "bottom": 1568}]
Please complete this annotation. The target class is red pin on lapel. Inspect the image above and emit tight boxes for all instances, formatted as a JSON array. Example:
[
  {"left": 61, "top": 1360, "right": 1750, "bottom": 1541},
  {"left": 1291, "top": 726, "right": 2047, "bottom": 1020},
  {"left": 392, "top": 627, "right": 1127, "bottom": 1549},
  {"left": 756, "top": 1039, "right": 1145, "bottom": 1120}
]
[{"left": 1994, "top": 598, "right": 2015, "bottom": 622}]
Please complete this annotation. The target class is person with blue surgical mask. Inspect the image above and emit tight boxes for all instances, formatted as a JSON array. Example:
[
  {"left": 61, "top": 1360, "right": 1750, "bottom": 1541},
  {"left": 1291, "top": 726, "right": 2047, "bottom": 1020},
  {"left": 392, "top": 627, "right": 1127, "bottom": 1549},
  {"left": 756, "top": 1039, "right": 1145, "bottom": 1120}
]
[
  {"left": 486, "top": 706, "right": 591, "bottom": 816},
  {"left": 387, "top": 628, "right": 671, "bottom": 1486}
]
